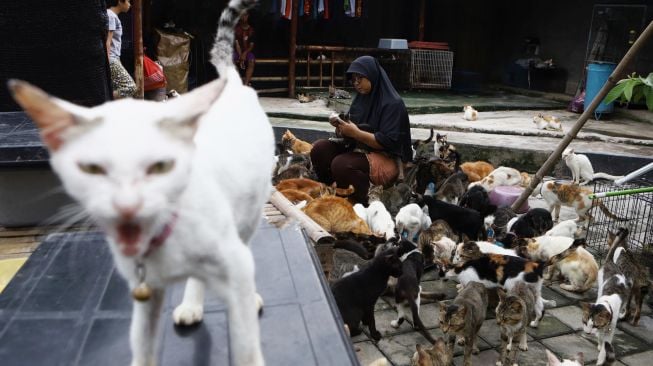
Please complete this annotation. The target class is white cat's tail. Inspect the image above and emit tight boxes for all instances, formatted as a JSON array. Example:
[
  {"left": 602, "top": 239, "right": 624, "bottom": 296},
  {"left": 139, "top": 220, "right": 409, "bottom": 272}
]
[
  {"left": 593, "top": 172, "right": 624, "bottom": 182},
  {"left": 210, "top": 0, "right": 258, "bottom": 76}
]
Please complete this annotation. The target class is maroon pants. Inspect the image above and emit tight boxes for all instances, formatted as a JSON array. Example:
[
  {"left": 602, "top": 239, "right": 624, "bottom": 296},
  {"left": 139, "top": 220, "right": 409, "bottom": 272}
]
[{"left": 310, "top": 139, "right": 370, "bottom": 204}]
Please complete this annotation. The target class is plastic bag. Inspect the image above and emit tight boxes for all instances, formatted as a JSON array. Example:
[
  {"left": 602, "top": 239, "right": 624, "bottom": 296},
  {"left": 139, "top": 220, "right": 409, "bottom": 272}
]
[{"left": 143, "top": 55, "right": 166, "bottom": 91}]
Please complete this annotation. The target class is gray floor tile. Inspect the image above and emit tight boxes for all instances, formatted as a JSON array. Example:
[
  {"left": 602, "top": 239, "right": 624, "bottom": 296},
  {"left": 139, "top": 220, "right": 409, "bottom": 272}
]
[
  {"left": 547, "top": 305, "right": 585, "bottom": 331},
  {"left": 541, "top": 334, "right": 599, "bottom": 364},
  {"left": 354, "top": 341, "right": 388, "bottom": 366},
  {"left": 527, "top": 314, "right": 574, "bottom": 339}
]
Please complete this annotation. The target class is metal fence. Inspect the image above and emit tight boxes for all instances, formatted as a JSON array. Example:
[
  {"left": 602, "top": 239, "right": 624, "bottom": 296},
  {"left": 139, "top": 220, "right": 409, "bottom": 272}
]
[
  {"left": 409, "top": 49, "right": 454, "bottom": 89},
  {"left": 585, "top": 179, "right": 653, "bottom": 264}
]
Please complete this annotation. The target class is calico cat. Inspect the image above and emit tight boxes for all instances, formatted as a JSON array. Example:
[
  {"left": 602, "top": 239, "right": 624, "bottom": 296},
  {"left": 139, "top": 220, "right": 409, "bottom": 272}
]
[
  {"left": 282, "top": 129, "right": 313, "bottom": 154},
  {"left": 510, "top": 208, "right": 554, "bottom": 238},
  {"left": 538, "top": 181, "right": 625, "bottom": 223},
  {"left": 395, "top": 203, "right": 432, "bottom": 242},
  {"left": 545, "top": 350, "right": 584, "bottom": 366},
  {"left": 439, "top": 281, "right": 488, "bottom": 366},
  {"left": 331, "top": 249, "right": 403, "bottom": 341},
  {"left": 414, "top": 159, "right": 456, "bottom": 195},
  {"left": 484, "top": 207, "right": 517, "bottom": 242},
  {"left": 411, "top": 338, "right": 453, "bottom": 366},
  {"left": 496, "top": 283, "right": 537, "bottom": 366},
  {"left": 460, "top": 161, "right": 494, "bottom": 182},
  {"left": 303, "top": 195, "right": 372, "bottom": 235},
  {"left": 418, "top": 220, "right": 458, "bottom": 266},
  {"left": 391, "top": 240, "right": 442, "bottom": 344},
  {"left": 459, "top": 185, "right": 497, "bottom": 218},
  {"left": 8, "top": 0, "right": 269, "bottom": 364},
  {"left": 533, "top": 113, "right": 562, "bottom": 131},
  {"left": 435, "top": 171, "right": 469, "bottom": 204},
  {"left": 438, "top": 144, "right": 460, "bottom": 169},
  {"left": 562, "top": 148, "right": 623, "bottom": 185},
  {"left": 463, "top": 105, "right": 479, "bottom": 121},
  {"left": 452, "top": 240, "right": 518, "bottom": 265},
  {"left": 516, "top": 236, "right": 598, "bottom": 293},
  {"left": 276, "top": 177, "right": 355, "bottom": 198},
  {"left": 419, "top": 195, "right": 485, "bottom": 241}
]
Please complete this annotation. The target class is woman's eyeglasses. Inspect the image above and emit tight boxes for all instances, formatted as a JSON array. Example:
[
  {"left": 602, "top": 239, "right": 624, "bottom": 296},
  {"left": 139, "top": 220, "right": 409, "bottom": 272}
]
[{"left": 350, "top": 74, "right": 365, "bottom": 85}]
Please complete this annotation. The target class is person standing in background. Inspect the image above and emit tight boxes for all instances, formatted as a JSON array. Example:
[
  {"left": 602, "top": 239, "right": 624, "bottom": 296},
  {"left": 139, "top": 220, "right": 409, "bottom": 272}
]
[
  {"left": 106, "top": 0, "right": 137, "bottom": 99},
  {"left": 234, "top": 10, "right": 256, "bottom": 86}
]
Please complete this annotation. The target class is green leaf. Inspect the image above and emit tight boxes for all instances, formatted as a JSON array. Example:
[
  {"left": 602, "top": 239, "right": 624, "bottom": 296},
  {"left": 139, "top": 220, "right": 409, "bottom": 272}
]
[
  {"left": 624, "top": 79, "right": 641, "bottom": 101},
  {"left": 644, "top": 73, "right": 653, "bottom": 87},
  {"left": 604, "top": 82, "right": 628, "bottom": 104},
  {"left": 645, "top": 87, "right": 653, "bottom": 111},
  {"left": 632, "top": 86, "right": 644, "bottom": 103}
]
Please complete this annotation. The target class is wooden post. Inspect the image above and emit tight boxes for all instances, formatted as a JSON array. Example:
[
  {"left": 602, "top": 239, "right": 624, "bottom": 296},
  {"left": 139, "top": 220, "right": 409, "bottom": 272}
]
[
  {"left": 269, "top": 190, "right": 332, "bottom": 243},
  {"left": 511, "top": 20, "right": 653, "bottom": 212},
  {"left": 288, "top": 0, "right": 299, "bottom": 97},
  {"left": 132, "top": 0, "right": 144, "bottom": 99},
  {"left": 418, "top": 0, "right": 426, "bottom": 41}
]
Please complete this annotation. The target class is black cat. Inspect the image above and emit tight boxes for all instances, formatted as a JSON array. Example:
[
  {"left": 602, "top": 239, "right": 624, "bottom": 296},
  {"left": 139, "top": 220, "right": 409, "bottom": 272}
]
[
  {"left": 511, "top": 208, "right": 553, "bottom": 239},
  {"left": 460, "top": 185, "right": 497, "bottom": 218},
  {"left": 419, "top": 195, "right": 485, "bottom": 240}
]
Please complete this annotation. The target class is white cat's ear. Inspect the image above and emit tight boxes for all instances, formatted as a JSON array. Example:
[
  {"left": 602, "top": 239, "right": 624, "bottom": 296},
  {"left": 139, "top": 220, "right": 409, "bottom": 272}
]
[
  {"left": 8, "top": 79, "right": 95, "bottom": 151},
  {"left": 159, "top": 77, "right": 227, "bottom": 142},
  {"left": 545, "top": 350, "right": 561, "bottom": 366}
]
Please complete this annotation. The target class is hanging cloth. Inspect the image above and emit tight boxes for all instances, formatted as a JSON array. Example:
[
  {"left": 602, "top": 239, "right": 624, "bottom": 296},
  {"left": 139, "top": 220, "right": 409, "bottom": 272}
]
[
  {"left": 323, "top": 0, "right": 330, "bottom": 19},
  {"left": 303, "top": 0, "right": 312, "bottom": 16},
  {"left": 281, "top": 0, "right": 293, "bottom": 20},
  {"left": 355, "top": 0, "right": 363, "bottom": 17},
  {"left": 344, "top": 0, "right": 356, "bottom": 17}
]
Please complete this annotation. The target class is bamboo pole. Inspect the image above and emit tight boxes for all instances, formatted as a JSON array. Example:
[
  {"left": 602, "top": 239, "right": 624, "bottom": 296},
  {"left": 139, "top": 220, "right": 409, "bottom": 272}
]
[
  {"left": 268, "top": 190, "right": 333, "bottom": 244},
  {"left": 132, "top": 0, "right": 144, "bottom": 99},
  {"left": 510, "top": 20, "right": 653, "bottom": 212},
  {"left": 288, "top": 0, "right": 299, "bottom": 97}
]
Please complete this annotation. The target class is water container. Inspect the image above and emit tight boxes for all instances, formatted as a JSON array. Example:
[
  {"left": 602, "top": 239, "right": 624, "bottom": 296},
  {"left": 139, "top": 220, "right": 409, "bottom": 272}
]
[{"left": 585, "top": 62, "right": 617, "bottom": 117}]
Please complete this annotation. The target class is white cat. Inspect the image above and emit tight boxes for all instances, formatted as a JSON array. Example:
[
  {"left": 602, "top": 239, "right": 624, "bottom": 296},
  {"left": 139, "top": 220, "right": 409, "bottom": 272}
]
[
  {"left": 533, "top": 113, "right": 562, "bottom": 131},
  {"left": 395, "top": 204, "right": 432, "bottom": 242},
  {"left": 545, "top": 219, "right": 580, "bottom": 238},
  {"left": 463, "top": 105, "right": 478, "bottom": 121},
  {"left": 353, "top": 203, "right": 368, "bottom": 222},
  {"left": 366, "top": 200, "right": 396, "bottom": 240},
  {"left": 9, "top": 1, "right": 269, "bottom": 365},
  {"left": 469, "top": 166, "right": 522, "bottom": 191},
  {"left": 546, "top": 350, "right": 584, "bottom": 366},
  {"left": 452, "top": 240, "right": 517, "bottom": 264},
  {"left": 562, "top": 148, "right": 623, "bottom": 185}
]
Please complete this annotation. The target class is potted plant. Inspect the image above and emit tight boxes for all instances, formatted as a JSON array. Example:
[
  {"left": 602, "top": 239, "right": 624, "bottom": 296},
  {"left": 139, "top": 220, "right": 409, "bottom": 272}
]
[{"left": 604, "top": 72, "right": 653, "bottom": 111}]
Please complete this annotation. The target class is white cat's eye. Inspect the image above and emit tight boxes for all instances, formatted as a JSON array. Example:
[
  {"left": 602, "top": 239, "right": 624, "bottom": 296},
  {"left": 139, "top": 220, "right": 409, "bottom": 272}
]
[
  {"left": 78, "top": 163, "right": 107, "bottom": 175},
  {"left": 147, "top": 160, "right": 175, "bottom": 175}
]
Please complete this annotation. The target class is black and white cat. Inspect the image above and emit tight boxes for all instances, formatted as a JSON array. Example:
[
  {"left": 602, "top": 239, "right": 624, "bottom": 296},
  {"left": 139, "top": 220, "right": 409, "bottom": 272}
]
[{"left": 9, "top": 1, "right": 270, "bottom": 365}]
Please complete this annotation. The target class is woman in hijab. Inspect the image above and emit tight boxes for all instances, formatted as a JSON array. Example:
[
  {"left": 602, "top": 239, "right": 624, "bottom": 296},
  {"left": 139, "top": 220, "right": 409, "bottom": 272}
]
[{"left": 310, "top": 56, "right": 412, "bottom": 204}]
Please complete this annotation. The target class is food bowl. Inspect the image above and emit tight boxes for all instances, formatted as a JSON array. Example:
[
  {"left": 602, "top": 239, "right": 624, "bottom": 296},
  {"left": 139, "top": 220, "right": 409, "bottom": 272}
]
[{"left": 489, "top": 185, "right": 529, "bottom": 214}]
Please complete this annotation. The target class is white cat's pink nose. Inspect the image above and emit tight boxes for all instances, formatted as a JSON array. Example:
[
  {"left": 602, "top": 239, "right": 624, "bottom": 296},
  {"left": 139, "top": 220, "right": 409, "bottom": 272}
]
[{"left": 112, "top": 199, "right": 143, "bottom": 219}]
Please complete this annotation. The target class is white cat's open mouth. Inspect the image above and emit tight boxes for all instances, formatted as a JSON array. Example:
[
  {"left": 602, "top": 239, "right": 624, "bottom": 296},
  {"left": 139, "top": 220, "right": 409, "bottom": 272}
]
[{"left": 117, "top": 222, "right": 142, "bottom": 256}]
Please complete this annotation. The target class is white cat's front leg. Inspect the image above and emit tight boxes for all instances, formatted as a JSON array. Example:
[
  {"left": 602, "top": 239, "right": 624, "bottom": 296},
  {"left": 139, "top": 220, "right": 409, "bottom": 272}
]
[
  {"left": 173, "top": 277, "right": 205, "bottom": 326},
  {"left": 214, "top": 243, "right": 264, "bottom": 366},
  {"left": 130, "top": 288, "right": 165, "bottom": 366}
]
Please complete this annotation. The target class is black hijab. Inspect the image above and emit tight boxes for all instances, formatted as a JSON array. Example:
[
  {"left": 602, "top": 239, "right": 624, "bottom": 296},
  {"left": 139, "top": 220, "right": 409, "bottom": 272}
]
[{"left": 346, "top": 56, "right": 412, "bottom": 162}]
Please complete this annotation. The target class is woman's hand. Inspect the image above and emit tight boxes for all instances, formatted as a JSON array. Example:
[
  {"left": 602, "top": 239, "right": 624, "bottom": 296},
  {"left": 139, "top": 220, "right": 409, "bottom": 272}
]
[{"left": 338, "top": 120, "right": 360, "bottom": 138}]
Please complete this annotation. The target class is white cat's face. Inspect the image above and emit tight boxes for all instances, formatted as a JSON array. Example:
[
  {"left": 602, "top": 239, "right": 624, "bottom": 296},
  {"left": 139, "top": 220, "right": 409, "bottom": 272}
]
[{"left": 9, "top": 78, "right": 226, "bottom": 257}]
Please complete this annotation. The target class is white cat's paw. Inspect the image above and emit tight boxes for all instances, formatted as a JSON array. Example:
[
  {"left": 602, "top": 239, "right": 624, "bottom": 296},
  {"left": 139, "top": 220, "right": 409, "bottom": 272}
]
[
  {"left": 544, "top": 299, "right": 557, "bottom": 308},
  {"left": 506, "top": 343, "right": 512, "bottom": 351},
  {"left": 173, "top": 302, "right": 204, "bottom": 326},
  {"left": 512, "top": 363, "right": 519, "bottom": 366},
  {"left": 529, "top": 320, "right": 539, "bottom": 328},
  {"left": 519, "top": 344, "right": 528, "bottom": 351},
  {"left": 390, "top": 320, "right": 400, "bottom": 328},
  {"left": 496, "top": 362, "right": 503, "bottom": 366}
]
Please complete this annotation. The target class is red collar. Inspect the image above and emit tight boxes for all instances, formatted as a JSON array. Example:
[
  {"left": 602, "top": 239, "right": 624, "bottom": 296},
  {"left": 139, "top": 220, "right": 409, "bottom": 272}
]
[{"left": 145, "top": 213, "right": 178, "bottom": 257}]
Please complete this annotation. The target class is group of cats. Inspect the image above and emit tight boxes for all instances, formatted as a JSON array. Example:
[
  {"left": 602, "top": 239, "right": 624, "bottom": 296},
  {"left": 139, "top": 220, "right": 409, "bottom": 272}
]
[
  {"left": 462, "top": 106, "right": 563, "bottom": 133},
  {"left": 273, "top": 127, "right": 638, "bottom": 366}
]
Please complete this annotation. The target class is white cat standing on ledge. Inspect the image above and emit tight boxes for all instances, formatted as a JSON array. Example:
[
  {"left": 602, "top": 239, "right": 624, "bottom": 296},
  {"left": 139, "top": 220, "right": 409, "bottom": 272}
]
[
  {"left": 9, "top": 1, "right": 271, "bottom": 365},
  {"left": 562, "top": 148, "right": 623, "bottom": 185}
]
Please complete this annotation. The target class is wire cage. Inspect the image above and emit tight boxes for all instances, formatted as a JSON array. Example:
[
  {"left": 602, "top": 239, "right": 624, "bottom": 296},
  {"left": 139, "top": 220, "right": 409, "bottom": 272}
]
[
  {"left": 409, "top": 49, "right": 454, "bottom": 89},
  {"left": 584, "top": 178, "right": 653, "bottom": 264}
]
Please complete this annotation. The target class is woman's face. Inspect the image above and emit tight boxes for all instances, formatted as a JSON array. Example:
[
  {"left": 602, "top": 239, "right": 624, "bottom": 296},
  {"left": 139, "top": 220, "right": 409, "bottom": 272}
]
[{"left": 351, "top": 73, "right": 372, "bottom": 95}]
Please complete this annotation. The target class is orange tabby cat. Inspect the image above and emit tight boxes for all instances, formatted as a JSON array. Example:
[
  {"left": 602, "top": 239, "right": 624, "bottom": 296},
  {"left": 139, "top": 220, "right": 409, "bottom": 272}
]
[
  {"left": 460, "top": 161, "right": 494, "bottom": 182},
  {"left": 276, "top": 178, "right": 354, "bottom": 198},
  {"left": 302, "top": 196, "right": 372, "bottom": 235},
  {"left": 282, "top": 129, "right": 313, "bottom": 154},
  {"left": 279, "top": 189, "right": 314, "bottom": 204}
]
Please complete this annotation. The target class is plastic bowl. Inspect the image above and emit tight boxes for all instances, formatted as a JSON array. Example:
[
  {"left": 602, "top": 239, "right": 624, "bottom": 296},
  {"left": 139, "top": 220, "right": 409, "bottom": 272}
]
[{"left": 489, "top": 185, "right": 529, "bottom": 214}]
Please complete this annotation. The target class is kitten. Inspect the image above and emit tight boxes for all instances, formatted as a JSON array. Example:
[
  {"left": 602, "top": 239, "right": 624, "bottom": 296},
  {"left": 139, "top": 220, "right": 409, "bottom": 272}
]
[
  {"left": 395, "top": 203, "right": 432, "bottom": 242},
  {"left": 484, "top": 207, "right": 517, "bottom": 243},
  {"left": 303, "top": 195, "right": 372, "bottom": 235},
  {"left": 533, "top": 113, "right": 562, "bottom": 131},
  {"left": 276, "top": 178, "right": 355, "bottom": 198},
  {"left": 462, "top": 105, "right": 479, "bottom": 121},
  {"left": 419, "top": 195, "right": 485, "bottom": 241},
  {"left": 545, "top": 350, "right": 584, "bottom": 366},
  {"left": 460, "top": 161, "right": 494, "bottom": 182},
  {"left": 562, "top": 148, "right": 623, "bottom": 185},
  {"left": 538, "top": 181, "right": 625, "bottom": 223},
  {"left": 366, "top": 200, "right": 396, "bottom": 240},
  {"left": 9, "top": 0, "right": 268, "bottom": 364},
  {"left": 391, "top": 241, "right": 442, "bottom": 343},
  {"left": 468, "top": 166, "right": 522, "bottom": 191},
  {"left": 368, "top": 183, "right": 413, "bottom": 217},
  {"left": 496, "top": 283, "right": 537, "bottom": 366},
  {"left": 439, "top": 281, "right": 488, "bottom": 366},
  {"left": 282, "top": 129, "right": 313, "bottom": 154},
  {"left": 435, "top": 171, "right": 469, "bottom": 204},
  {"left": 411, "top": 338, "right": 453, "bottom": 366},
  {"left": 545, "top": 219, "right": 580, "bottom": 238},
  {"left": 418, "top": 220, "right": 458, "bottom": 266},
  {"left": 279, "top": 188, "right": 313, "bottom": 204},
  {"left": 510, "top": 208, "right": 554, "bottom": 238},
  {"left": 331, "top": 249, "right": 403, "bottom": 341},
  {"left": 459, "top": 185, "right": 497, "bottom": 218},
  {"left": 436, "top": 132, "right": 448, "bottom": 151},
  {"left": 517, "top": 237, "right": 598, "bottom": 293}
]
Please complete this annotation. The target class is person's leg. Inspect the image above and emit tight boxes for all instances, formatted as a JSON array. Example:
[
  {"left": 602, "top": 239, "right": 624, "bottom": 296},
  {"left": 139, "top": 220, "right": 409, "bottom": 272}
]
[
  {"left": 244, "top": 53, "right": 255, "bottom": 86},
  {"left": 331, "top": 152, "right": 370, "bottom": 204},
  {"left": 109, "top": 59, "right": 137, "bottom": 98},
  {"left": 310, "top": 139, "right": 348, "bottom": 184}
]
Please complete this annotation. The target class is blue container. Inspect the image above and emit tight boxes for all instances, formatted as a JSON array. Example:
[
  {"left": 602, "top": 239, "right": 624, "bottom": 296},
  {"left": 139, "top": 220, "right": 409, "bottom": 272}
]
[{"left": 585, "top": 62, "right": 616, "bottom": 115}]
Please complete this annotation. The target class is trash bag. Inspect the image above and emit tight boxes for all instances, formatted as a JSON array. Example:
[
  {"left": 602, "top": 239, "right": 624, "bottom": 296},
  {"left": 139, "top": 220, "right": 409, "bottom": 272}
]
[
  {"left": 155, "top": 29, "right": 191, "bottom": 93},
  {"left": 568, "top": 90, "right": 585, "bottom": 113}
]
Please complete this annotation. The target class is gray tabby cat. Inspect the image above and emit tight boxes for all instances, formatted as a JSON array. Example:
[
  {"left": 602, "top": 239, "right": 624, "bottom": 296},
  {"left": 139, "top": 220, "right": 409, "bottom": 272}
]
[
  {"left": 439, "top": 281, "right": 488, "bottom": 366},
  {"left": 496, "top": 283, "right": 537, "bottom": 366},
  {"left": 411, "top": 338, "right": 453, "bottom": 366}
]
